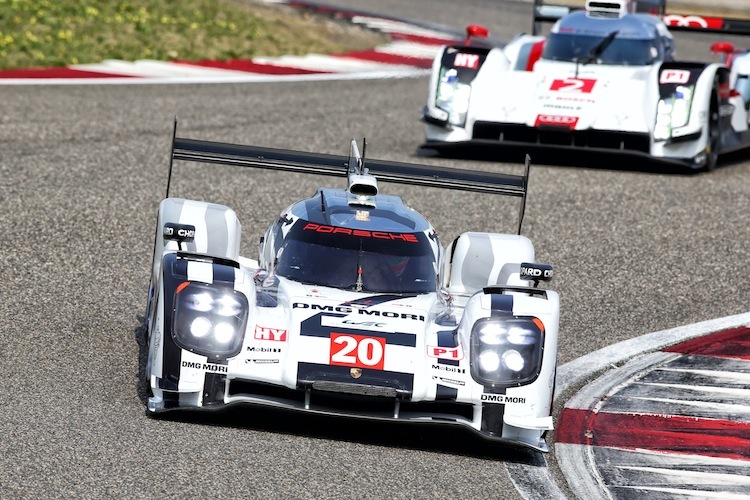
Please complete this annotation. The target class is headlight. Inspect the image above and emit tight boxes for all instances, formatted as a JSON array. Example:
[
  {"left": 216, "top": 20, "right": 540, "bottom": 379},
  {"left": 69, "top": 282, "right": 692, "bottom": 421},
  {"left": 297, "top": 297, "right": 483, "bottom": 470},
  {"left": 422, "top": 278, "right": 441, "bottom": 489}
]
[
  {"left": 470, "top": 317, "right": 544, "bottom": 387},
  {"left": 172, "top": 282, "right": 248, "bottom": 358},
  {"left": 654, "top": 85, "right": 693, "bottom": 141},
  {"left": 435, "top": 68, "right": 472, "bottom": 127}
]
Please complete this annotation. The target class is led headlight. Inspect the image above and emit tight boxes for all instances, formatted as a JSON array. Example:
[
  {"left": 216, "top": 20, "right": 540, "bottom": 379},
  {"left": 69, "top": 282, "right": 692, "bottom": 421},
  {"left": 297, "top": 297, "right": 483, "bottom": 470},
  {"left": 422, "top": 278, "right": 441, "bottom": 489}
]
[
  {"left": 172, "top": 282, "right": 248, "bottom": 358},
  {"left": 654, "top": 85, "right": 693, "bottom": 141},
  {"left": 470, "top": 317, "right": 544, "bottom": 388},
  {"left": 435, "top": 68, "right": 472, "bottom": 127}
]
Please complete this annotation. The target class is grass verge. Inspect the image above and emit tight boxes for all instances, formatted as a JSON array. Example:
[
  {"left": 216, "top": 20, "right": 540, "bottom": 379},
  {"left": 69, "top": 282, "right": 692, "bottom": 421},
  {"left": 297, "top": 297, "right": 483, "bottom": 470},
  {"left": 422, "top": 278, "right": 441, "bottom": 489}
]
[{"left": 0, "top": 0, "right": 387, "bottom": 69}]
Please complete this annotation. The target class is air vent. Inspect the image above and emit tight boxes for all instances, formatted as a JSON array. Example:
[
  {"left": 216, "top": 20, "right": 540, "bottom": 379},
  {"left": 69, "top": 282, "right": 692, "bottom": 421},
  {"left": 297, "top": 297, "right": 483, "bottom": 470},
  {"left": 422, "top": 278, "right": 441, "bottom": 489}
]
[{"left": 586, "top": 0, "right": 630, "bottom": 17}]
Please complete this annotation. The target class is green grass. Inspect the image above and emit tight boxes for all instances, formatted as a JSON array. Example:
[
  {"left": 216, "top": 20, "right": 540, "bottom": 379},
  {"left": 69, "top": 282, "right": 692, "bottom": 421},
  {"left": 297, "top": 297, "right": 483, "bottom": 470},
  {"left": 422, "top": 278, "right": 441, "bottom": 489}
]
[{"left": 0, "top": 0, "right": 386, "bottom": 69}]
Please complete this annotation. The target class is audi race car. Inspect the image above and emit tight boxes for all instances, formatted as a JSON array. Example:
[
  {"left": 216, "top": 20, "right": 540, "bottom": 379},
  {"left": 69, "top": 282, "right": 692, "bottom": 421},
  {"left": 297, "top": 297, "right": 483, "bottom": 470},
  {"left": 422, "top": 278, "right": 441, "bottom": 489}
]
[
  {"left": 143, "top": 121, "right": 559, "bottom": 452},
  {"left": 422, "top": 0, "right": 750, "bottom": 170}
]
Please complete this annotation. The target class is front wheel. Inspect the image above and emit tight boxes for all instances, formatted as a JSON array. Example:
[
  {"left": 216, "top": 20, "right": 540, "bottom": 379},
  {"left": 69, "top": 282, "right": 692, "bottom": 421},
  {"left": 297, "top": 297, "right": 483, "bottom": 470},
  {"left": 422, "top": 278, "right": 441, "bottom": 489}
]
[{"left": 704, "top": 87, "right": 721, "bottom": 172}]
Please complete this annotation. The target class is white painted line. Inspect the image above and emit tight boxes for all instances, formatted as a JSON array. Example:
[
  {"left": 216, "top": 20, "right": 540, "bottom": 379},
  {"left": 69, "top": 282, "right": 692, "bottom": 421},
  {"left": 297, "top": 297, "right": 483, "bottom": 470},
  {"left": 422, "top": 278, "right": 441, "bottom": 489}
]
[
  {"left": 351, "top": 16, "right": 455, "bottom": 39},
  {"left": 615, "top": 485, "right": 750, "bottom": 498},
  {"left": 375, "top": 41, "right": 444, "bottom": 59},
  {"left": 505, "top": 453, "right": 568, "bottom": 500},
  {"left": 72, "top": 59, "right": 254, "bottom": 78},
  {"left": 637, "top": 380, "right": 750, "bottom": 397},
  {"left": 0, "top": 69, "right": 430, "bottom": 86},
  {"left": 616, "top": 465, "right": 750, "bottom": 485},
  {"left": 627, "top": 395, "right": 750, "bottom": 413},
  {"left": 658, "top": 367, "right": 750, "bottom": 383},
  {"left": 251, "top": 54, "right": 413, "bottom": 72}
]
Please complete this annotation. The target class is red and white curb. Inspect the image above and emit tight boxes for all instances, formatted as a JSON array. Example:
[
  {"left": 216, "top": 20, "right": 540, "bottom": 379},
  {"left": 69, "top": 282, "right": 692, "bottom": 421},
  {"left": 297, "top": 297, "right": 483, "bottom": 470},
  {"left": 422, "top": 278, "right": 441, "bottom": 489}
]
[
  {"left": 555, "top": 324, "right": 750, "bottom": 499},
  {"left": 0, "top": 2, "right": 458, "bottom": 85}
]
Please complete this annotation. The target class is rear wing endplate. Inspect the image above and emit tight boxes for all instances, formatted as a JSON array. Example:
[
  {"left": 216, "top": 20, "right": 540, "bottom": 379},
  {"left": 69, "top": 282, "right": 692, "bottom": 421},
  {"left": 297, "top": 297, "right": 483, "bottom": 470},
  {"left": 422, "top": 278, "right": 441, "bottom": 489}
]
[{"left": 166, "top": 118, "right": 531, "bottom": 235}]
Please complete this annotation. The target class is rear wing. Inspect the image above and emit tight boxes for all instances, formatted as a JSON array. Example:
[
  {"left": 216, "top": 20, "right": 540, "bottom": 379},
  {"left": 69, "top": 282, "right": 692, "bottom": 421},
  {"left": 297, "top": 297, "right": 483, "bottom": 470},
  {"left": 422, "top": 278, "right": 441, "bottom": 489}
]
[
  {"left": 166, "top": 119, "right": 531, "bottom": 235},
  {"left": 532, "top": 0, "right": 750, "bottom": 36}
]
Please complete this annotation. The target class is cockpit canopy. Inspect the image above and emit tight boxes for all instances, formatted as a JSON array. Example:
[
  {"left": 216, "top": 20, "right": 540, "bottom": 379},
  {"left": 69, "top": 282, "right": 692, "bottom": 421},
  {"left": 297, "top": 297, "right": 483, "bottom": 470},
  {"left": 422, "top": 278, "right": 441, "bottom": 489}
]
[
  {"left": 275, "top": 220, "right": 437, "bottom": 294},
  {"left": 542, "top": 10, "right": 673, "bottom": 66}
]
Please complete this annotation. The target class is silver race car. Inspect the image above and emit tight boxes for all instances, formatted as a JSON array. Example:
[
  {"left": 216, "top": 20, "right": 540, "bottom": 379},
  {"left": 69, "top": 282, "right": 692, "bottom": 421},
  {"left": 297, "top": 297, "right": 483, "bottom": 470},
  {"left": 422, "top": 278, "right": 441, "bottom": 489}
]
[
  {"left": 143, "top": 121, "right": 559, "bottom": 451},
  {"left": 422, "top": 0, "right": 750, "bottom": 170}
]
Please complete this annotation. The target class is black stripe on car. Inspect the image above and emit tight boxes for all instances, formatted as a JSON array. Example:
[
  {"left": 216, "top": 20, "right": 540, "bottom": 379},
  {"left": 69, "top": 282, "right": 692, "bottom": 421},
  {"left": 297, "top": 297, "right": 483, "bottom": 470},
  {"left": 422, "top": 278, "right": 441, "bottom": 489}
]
[
  {"left": 298, "top": 312, "right": 417, "bottom": 347},
  {"left": 159, "top": 253, "right": 186, "bottom": 390},
  {"left": 481, "top": 387, "right": 507, "bottom": 435},
  {"left": 490, "top": 293, "right": 513, "bottom": 315},
  {"left": 297, "top": 362, "right": 414, "bottom": 393},
  {"left": 436, "top": 329, "right": 460, "bottom": 367},
  {"left": 436, "top": 384, "right": 459, "bottom": 401}
]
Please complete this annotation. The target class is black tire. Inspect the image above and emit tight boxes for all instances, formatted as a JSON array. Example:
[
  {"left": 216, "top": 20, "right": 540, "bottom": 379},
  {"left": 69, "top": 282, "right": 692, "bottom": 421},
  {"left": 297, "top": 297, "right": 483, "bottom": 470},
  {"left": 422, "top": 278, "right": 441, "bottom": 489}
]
[{"left": 704, "top": 87, "right": 721, "bottom": 172}]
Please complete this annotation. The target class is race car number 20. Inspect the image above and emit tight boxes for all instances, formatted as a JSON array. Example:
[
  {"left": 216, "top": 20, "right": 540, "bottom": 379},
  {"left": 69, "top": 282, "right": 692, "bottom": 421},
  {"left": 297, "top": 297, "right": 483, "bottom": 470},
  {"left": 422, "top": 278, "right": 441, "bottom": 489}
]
[{"left": 330, "top": 333, "right": 386, "bottom": 370}]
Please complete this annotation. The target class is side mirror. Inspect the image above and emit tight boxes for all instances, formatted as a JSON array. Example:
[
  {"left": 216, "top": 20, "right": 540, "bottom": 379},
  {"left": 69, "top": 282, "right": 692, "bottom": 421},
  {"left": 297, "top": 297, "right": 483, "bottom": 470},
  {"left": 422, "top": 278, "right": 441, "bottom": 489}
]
[
  {"left": 465, "top": 24, "right": 489, "bottom": 45},
  {"left": 520, "top": 262, "right": 553, "bottom": 286},
  {"left": 163, "top": 223, "right": 195, "bottom": 243}
]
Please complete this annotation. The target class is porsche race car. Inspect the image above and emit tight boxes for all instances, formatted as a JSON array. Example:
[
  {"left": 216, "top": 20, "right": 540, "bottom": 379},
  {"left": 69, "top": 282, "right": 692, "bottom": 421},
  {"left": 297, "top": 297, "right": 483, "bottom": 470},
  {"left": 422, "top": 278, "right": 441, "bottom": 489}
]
[
  {"left": 422, "top": 0, "right": 750, "bottom": 170},
  {"left": 143, "top": 121, "right": 559, "bottom": 452}
]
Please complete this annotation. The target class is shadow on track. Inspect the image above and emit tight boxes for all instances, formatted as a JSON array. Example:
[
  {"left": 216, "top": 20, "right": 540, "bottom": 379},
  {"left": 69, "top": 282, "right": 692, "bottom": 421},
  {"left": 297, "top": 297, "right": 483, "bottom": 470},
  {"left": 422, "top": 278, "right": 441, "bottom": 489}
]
[{"left": 417, "top": 143, "right": 748, "bottom": 175}]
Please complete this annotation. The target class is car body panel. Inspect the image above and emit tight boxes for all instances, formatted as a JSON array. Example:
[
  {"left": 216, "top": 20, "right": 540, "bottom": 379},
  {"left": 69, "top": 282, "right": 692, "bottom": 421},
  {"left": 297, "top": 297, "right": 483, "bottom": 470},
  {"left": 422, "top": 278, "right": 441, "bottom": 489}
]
[
  {"left": 143, "top": 127, "right": 560, "bottom": 452},
  {"left": 423, "top": 0, "right": 750, "bottom": 170}
]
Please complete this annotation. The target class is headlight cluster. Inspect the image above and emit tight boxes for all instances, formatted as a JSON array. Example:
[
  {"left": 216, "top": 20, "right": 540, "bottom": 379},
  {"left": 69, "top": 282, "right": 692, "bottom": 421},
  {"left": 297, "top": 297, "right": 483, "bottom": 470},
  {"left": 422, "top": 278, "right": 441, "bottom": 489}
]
[
  {"left": 172, "top": 282, "right": 248, "bottom": 358},
  {"left": 435, "top": 68, "right": 472, "bottom": 127},
  {"left": 470, "top": 317, "right": 544, "bottom": 388},
  {"left": 654, "top": 85, "right": 693, "bottom": 141}
]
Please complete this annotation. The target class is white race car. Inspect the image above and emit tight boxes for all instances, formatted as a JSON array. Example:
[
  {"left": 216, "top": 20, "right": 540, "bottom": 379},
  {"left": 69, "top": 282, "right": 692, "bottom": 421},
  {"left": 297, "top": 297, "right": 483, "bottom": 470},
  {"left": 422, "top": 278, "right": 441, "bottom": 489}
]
[
  {"left": 422, "top": 0, "right": 750, "bottom": 171},
  {"left": 143, "top": 121, "right": 560, "bottom": 452}
]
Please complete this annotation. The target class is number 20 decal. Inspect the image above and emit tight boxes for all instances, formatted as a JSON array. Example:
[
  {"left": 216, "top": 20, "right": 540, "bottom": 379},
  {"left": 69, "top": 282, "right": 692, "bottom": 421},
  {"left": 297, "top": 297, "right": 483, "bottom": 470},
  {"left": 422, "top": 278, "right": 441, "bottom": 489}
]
[
  {"left": 330, "top": 333, "right": 386, "bottom": 370},
  {"left": 549, "top": 78, "right": 596, "bottom": 93}
]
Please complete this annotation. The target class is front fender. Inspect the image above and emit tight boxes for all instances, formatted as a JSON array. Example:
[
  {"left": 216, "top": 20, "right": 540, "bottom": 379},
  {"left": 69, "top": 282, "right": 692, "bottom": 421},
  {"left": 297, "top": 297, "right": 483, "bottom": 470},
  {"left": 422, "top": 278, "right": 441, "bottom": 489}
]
[{"left": 424, "top": 45, "right": 493, "bottom": 128}]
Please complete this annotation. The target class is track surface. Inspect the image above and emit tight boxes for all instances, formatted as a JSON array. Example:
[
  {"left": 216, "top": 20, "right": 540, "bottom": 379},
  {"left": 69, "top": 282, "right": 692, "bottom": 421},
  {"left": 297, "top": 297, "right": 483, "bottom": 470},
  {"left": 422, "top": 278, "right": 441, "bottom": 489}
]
[{"left": 2, "top": 1, "right": 749, "bottom": 497}]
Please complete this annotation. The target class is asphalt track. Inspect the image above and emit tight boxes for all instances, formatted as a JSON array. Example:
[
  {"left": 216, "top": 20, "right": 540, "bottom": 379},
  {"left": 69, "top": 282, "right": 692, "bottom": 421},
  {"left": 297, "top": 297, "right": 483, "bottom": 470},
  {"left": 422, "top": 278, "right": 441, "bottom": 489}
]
[{"left": 1, "top": 1, "right": 750, "bottom": 498}]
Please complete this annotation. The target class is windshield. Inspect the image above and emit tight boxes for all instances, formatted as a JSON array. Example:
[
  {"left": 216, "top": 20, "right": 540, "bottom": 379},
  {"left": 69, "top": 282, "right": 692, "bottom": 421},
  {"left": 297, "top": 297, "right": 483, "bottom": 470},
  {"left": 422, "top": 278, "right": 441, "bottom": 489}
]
[
  {"left": 275, "top": 221, "right": 437, "bottom": 294},
  {"left": 542, "top": 32, "right": 659, "bottom": 66}
]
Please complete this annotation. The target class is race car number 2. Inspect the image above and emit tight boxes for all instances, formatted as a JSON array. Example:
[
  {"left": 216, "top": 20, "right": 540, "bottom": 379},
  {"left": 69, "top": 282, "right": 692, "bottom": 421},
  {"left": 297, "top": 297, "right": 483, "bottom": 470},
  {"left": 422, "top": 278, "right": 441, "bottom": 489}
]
[
  {"left": 549, "top": 78, "right": 596, "bottom": 93},
  {"left": 330, "top": 333, "right": 386, "bottom": 370}
]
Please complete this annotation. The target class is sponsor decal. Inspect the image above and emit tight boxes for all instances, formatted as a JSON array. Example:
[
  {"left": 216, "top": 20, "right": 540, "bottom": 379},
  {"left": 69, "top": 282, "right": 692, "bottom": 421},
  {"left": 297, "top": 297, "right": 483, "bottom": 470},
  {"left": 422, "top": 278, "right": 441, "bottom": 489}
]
[
  {"left": 163, "top": 223, "right": 196, "bottom": 241},
  {"left": 453, "top": 52, "right": 480, "bottom": 69},
  {"left": 342, "top": 319, "right": 386, "bottom": 328},
  {"left": 246, "top": 359, "right": 280, "bottom": 364},
  {"left": 660, "top": 69, "right": 691, "bottom": 84},
  {"left": 663, "top": 14, "right": 724, "bottom": 30},
  {"left": 520, "top": 264, "right": 553, "bottom": 280},
  {"left": 433, "top": 375, "right": 466, "bottom": 386},
  {"left": 549, "top": 78, "right": 596, "bottom": 93},
  {"left": 302, "top": 223, "right": 418, "bottom": 243},
  {"left": 330, "top": 333, "right": 386, "bottom": 370},
  {"left": 181, "top": 361, "right": 228, "bottom": 373},
  {"left": 247, "top": 346, "right": 282, "bottom": 353},
  {"left": 427, "top": 345, "right": 464, "bottom": 360},
  {"left": 293, "top": 302, "right": 425, "bottom": 321},
  {"left": 534, "top": 114, "right": 578, "bottom": 128},
  {"left": 254, "top": 325, "right": 287, "bottom": 342},
  {"left": 481, "top": 394, "right": 526, "bottom": 404},
  {"left": 431, "top": 364, "right": 465, "bottom": 374}
]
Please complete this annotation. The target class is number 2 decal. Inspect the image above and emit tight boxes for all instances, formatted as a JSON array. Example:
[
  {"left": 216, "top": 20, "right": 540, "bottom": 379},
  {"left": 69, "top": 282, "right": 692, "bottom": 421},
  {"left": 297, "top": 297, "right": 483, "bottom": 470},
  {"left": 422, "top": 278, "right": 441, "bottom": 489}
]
[
  {"left": 549, "top": 78, "right": 596, "bottom": 93},
  {"left": 330, "top": 333, "right": 386, "bottom": 370}
]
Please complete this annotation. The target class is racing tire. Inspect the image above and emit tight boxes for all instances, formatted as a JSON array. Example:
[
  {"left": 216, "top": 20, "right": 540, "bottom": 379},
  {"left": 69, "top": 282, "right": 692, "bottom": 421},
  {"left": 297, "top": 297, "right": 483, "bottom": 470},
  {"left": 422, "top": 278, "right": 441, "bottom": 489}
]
[{"left": 703, "top": 85, "right": 721, "bottom": 172}]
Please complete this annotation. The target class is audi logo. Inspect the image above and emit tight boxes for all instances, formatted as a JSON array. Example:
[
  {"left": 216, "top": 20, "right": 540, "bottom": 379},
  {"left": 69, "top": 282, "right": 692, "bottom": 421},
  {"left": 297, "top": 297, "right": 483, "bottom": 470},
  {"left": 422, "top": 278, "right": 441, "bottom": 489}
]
[
  {"left": 538, "top": 115, "right": 577, "bottom": 124},
  {"left": 663, "top": 14, "right": 708, "bottom": 28}
]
